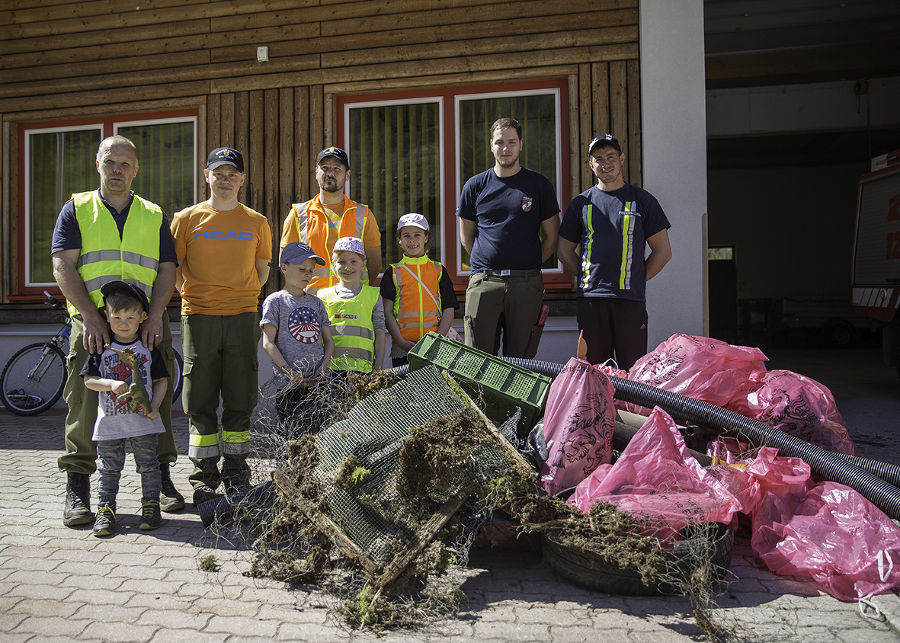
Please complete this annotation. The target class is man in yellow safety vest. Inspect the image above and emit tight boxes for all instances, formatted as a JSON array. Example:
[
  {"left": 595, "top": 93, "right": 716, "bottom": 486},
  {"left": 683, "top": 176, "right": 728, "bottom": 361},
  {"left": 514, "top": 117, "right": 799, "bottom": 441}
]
[{"left": 51, "top": 135, "right": 184, "bottom": 527}]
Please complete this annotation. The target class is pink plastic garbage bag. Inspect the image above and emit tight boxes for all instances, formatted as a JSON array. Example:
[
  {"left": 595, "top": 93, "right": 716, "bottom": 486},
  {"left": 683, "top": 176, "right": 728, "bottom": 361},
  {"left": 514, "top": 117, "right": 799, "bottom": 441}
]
[
  {"left": 753, "top": 481, "right": 900, "bottom": 601},
  {"left": 731, "top": 369, "right": 857, "bottom": 455},
  {"left": 596, "top": 363, "right": 631, "bottom": 414},
  {"left": 706, "top": 443, "right": 812, "bottom": 520},
  {"left": 539, "top": 358, "right": 616, "bottom": 496},
  {"left": 625, "top": 334, "right": 768, "bottom": 415},
  {"left": 568, "top": 407, "right": 743, "bottom": 534}
]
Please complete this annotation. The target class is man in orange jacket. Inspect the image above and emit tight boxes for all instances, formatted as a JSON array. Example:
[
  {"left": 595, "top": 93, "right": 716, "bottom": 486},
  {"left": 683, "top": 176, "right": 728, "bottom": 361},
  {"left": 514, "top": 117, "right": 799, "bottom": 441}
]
[{"left": 280, "top": 147, "right": 382, "bottom": 294}]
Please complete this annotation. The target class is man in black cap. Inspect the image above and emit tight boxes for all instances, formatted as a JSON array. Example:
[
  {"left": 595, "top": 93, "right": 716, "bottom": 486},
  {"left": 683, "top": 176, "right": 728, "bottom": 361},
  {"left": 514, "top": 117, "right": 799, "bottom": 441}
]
[
  {"left": 51, "top": 134, "right": 185, "bottom": 526},
  {"left": 280, "top": 146, "right": 382, "bottom": 294},
  {"left": 558, "top": 134, "right": 672, "bottom": 369},
  {"left": 170, "top": 147, "right": 272, "bottom": 505}
]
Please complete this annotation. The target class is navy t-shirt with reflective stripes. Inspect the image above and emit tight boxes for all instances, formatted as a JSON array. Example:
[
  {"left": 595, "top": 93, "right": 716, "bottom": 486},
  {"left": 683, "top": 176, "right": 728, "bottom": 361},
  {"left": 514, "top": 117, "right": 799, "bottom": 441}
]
[
  {"left": 559, "top": 183, "right": 670, "bottom": 302},
  {"left": 456, "top": 167, "right": 560, "bottom": 273}
]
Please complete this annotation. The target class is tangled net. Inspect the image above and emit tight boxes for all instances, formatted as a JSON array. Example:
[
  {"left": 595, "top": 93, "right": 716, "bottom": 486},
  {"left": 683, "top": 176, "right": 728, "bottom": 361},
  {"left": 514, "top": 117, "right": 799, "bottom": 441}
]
[{"left": 206, "top": 365, "right": 734, "bottom": 632}]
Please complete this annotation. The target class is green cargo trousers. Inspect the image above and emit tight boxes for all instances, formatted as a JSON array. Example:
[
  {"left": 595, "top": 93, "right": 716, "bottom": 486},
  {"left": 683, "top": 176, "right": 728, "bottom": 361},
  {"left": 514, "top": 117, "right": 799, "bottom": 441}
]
[
  {"left": 58, "top": 314, "right": 178, "bottom": 475},
  {"left": 181, "top": 312, "right": 259, "bottom": 491}
]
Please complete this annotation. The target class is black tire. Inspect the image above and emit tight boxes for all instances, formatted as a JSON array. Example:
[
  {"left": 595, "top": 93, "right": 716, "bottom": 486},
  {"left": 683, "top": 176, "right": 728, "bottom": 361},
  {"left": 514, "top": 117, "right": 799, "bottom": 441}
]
[
  {"left": 0, "top": 342, "right": 67, "bottom": 416},
  {"left": 542, "top": 522, "right": 734, "bottom": 595},
  {"left": 171, "top": 349, "right": 184, "bottom": 400}
]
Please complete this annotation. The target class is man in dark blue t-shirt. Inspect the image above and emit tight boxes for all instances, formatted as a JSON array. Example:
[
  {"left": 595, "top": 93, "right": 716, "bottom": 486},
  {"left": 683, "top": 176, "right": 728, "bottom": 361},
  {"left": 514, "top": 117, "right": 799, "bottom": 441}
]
[
  {"left": 457, "top": 117, "right": 560, "bottom": 356},
  {"left": 558, "top": 133, "right": 672, "bottom": 369}
]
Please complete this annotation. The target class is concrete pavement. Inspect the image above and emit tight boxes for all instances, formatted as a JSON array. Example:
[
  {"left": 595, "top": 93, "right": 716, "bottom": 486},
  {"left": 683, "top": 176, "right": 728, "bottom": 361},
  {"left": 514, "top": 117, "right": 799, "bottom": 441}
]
[{"left": 1, "top": 409, "right": 899, "bottom": 642}]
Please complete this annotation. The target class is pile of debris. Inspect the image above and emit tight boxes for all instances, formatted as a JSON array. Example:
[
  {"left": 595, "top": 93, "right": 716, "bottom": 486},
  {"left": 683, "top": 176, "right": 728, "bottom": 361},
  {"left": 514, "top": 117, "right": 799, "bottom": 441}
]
[
  {"left": 204, "top": 332, "right": 900, "bottom": 633},
  {"left": 210, "top": 363, "right": 721, "bottom": 631}
]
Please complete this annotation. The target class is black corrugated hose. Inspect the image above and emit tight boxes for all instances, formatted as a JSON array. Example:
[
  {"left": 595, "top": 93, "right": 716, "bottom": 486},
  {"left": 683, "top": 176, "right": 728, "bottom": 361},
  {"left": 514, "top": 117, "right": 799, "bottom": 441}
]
[{"left": 499, "top": 356, "right": 900, "bottom": 521}]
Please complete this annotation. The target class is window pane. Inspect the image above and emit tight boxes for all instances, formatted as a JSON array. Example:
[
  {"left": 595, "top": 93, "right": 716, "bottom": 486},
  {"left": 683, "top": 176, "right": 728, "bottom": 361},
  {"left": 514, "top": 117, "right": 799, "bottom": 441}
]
[
  {"left": 348, "top": 102, "right": 441, "bottom": 267},
  {"left": 28, "top": 128, "right": 101, "bottom": 283},
  {"left": 457, "top": 93, "right": 559, "bottom": 270},
  {"left": 118, "top": 120, "right": 195, "bottom": 217}
]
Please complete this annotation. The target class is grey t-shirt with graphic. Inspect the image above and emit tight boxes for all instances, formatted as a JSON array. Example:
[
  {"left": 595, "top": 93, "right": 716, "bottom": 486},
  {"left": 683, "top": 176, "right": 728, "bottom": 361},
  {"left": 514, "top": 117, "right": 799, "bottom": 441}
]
[{"left": 260, "top": 290, "right": 331, "bottom": 386}]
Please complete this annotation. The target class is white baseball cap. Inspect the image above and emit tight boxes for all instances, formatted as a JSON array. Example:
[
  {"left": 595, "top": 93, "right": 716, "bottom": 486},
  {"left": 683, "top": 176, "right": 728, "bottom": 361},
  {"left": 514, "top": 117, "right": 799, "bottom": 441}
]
[
  {"left": 333, "top": 236, "right": 365, "bottom": 256},
  {"left": 397, "top": 212, "right": 429, "bottom": 232}
]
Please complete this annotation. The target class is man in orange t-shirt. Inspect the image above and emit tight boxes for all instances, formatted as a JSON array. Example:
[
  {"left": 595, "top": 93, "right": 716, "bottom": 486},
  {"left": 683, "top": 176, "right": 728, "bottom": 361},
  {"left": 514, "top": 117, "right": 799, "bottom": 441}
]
[
  {"left": 171, "top": 147, "right": 272, "bottom": 505},
  {"left": 280, "top": 146, "right": 382, "bottom": 293}
]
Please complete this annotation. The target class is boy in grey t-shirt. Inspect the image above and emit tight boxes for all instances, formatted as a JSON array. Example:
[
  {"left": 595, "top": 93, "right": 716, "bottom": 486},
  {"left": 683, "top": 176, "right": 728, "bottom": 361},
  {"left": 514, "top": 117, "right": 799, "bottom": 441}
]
[{"left": 261, "top": 243, "right": 334, "bottom": 430}]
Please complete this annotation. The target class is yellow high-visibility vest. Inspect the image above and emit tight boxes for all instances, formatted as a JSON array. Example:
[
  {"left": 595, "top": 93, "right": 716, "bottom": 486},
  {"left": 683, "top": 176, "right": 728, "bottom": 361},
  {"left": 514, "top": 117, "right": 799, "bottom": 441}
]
[
  {"left": 320, "top": 285, "right": 379, "bottom": 373},
  {"left": 68, "top": 191, "right": 161, "bottom": 316}
]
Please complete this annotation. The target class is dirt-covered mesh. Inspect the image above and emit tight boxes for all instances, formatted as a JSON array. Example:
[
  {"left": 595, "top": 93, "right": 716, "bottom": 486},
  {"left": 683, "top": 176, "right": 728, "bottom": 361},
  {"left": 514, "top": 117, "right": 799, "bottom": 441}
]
[
  {"left": 311, "top": 365, "right": 517, "bottom": 566},
  {"left": 218, "top": 365, "right": 734, "bottom": 634}
]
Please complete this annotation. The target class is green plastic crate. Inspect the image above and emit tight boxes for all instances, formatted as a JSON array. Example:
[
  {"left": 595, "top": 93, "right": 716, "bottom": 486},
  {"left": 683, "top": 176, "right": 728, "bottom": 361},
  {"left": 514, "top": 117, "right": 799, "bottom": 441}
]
[{"left": 407, "top": 332, "right": 551, "bottom": 437}]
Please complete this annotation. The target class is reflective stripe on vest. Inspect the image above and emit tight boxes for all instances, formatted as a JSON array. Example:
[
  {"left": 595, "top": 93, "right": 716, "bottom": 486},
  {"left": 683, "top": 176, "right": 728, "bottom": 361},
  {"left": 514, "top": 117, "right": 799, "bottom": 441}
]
[
  {"left": 292, "top": 197, "right": 369, "bottom": 288},
  {"left": 69, "top": 191, "right": 161, "bottom": 316},
  {"left": 391, "top": 256, "right": 441, "bottom": 342},
  {"left": 320, "top": 285, "right": 379, "bottom": 373}
]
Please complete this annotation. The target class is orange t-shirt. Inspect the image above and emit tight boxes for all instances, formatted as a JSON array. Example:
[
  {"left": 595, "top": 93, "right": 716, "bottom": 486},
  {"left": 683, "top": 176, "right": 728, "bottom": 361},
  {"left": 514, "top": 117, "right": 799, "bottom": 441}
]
[{"left": 171, "top": 202, "right": 272, "bottom": 315}]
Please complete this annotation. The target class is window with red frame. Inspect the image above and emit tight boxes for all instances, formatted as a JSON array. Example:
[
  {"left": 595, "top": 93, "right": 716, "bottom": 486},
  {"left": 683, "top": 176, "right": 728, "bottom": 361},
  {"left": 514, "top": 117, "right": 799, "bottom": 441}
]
[
  {"left": 20, "top": 112, "right": 197, "bottom": 293},
  {"left": 338, "top": 80, "right": 569, "bottom": 288}
]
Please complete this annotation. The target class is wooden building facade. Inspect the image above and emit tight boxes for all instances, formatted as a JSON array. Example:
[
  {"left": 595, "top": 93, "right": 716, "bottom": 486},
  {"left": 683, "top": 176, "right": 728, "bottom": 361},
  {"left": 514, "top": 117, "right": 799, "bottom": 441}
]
[{"left": 0, "top": 0, "right": 644, "bottom": 315}]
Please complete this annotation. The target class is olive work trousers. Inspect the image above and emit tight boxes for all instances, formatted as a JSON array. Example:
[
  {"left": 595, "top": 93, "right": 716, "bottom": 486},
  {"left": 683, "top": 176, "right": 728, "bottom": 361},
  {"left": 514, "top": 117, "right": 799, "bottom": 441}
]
[
  {"left": 58, "top": 314, "right": 178, "bottom": 475},
  {"left": 464, "top": 271, "right": 544, "bottom": 357},
  {"left": 181, "top": 312, "right": 259, "bottom": 492}
]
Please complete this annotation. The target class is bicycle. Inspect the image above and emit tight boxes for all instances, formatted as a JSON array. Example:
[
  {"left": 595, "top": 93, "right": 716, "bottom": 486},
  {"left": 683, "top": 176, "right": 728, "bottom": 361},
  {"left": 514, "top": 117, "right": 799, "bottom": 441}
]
[{"left": 1, "top": 291, "right": 184, "bottom": 416}]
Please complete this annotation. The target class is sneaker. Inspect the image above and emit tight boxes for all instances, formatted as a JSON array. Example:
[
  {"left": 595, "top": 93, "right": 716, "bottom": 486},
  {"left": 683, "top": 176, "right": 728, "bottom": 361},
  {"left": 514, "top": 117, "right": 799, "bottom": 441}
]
[
  {"left": 92, "top": 503, "right": 116, "bottom": 537},
  {"left": 192, "top": 484, "right": 222, "bottom": 507},
  {"left": 64, "top": 472, "right": 93, "bottom": 527},
  {"left": 139, "top": 499, "right": 162, "bottom": 530},
  {"left": 159, "top": 463, "right": 185, "bottom": 513}
]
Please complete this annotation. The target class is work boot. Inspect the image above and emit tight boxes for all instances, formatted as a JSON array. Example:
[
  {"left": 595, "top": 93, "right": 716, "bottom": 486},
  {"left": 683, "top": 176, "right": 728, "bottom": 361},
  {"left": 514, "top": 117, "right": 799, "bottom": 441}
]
[
  {"left": 139, "top": 499, "right": 162, "bottom": 530},
  {"left": 159, "top": 463, "right": 185, "bottom": 513},
  {"left": 192, "top": 484, "right": 222, "bottom": 507},
  {"left": 92, "top": 503, "right": 116, "bottom": 537},
  {"left": 63, "top": 472, "right": 93, "bottom": 527}
]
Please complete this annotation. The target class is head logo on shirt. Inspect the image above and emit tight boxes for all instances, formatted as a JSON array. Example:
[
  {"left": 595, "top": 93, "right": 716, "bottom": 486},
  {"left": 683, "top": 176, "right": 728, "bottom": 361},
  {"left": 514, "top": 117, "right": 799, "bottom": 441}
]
[
  {"left": 521, "top": 197, "right": 533, "bottom": 212},
  {"left": 288, "top": 307, "right": 320, "bottom": 344}
]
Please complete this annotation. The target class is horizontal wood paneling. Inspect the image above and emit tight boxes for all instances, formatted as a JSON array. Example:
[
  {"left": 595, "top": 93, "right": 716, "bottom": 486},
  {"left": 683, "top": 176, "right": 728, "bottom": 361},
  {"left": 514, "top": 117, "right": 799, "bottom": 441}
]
[{"left": 1, "top": 0, "right": 642, "bottom": 302}]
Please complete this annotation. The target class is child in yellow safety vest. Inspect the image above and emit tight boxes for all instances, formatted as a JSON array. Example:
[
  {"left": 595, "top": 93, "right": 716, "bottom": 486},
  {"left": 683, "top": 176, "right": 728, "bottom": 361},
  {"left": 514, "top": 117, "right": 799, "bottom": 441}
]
[
  {"left": 318, "top": 236, "right": 386, "bottom": 373},
  {"left": 380, "top": 213, "right": 459, "bottom": 367}
]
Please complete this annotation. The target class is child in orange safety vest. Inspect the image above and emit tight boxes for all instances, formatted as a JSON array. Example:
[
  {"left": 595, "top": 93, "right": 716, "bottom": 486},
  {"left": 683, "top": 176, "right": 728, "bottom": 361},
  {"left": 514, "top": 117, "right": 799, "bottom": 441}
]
[{"left": 379, "top": 213, "right": 459, "bottom": 367}]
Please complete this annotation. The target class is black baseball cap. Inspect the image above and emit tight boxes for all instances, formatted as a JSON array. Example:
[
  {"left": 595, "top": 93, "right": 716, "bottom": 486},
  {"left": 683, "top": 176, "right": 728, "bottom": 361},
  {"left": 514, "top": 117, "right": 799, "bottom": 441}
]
[
  {"left": 316, "top": 146, "right": 349, "bottom": 169},
  {"left": 588, "top": 134, "right": 622, "bottom": 156},
  {"left": 100, "top": 280, "right": 149, "bottom": 312},
  {"left": 207, "top": 147, "right": 245, "bottom": 172}
]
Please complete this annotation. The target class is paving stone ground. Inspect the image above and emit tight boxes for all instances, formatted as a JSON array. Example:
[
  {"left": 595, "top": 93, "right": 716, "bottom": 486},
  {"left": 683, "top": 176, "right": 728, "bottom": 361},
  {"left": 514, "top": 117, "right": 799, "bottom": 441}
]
[{"left": 1, "top": 409, "right": 899, "bottom": 642}]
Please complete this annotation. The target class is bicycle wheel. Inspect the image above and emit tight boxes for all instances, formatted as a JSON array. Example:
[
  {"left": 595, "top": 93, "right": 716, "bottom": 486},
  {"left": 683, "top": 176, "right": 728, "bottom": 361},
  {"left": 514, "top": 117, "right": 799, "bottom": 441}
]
[
  {"left": 172, "top": 349, "right": 184, "bottom": 400},
  {"left": 0, "top": 342, "right": 67, "bottom": 416}
]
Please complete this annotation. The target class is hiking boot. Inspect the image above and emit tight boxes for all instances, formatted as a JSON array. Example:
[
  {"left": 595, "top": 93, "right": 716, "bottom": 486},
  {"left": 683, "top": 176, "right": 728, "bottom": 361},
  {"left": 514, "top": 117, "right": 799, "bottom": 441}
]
[
  {"left": 224, "top": 476, "right": 252, "bottom": 497},
  {"left": 159, "top": 463, "right": 185, "bottom": 513},
  {"left": 139, "top": 499, "right": 162, "bottom": 530},
  {"left": 63, "top": 472, "right": 93, "bottom": 527},
  {"left": 192, "top": 485, "right": 222, "bottom": 507},
  {"left": 92, "top": 503, "right": 116, "bottom": 537}
]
